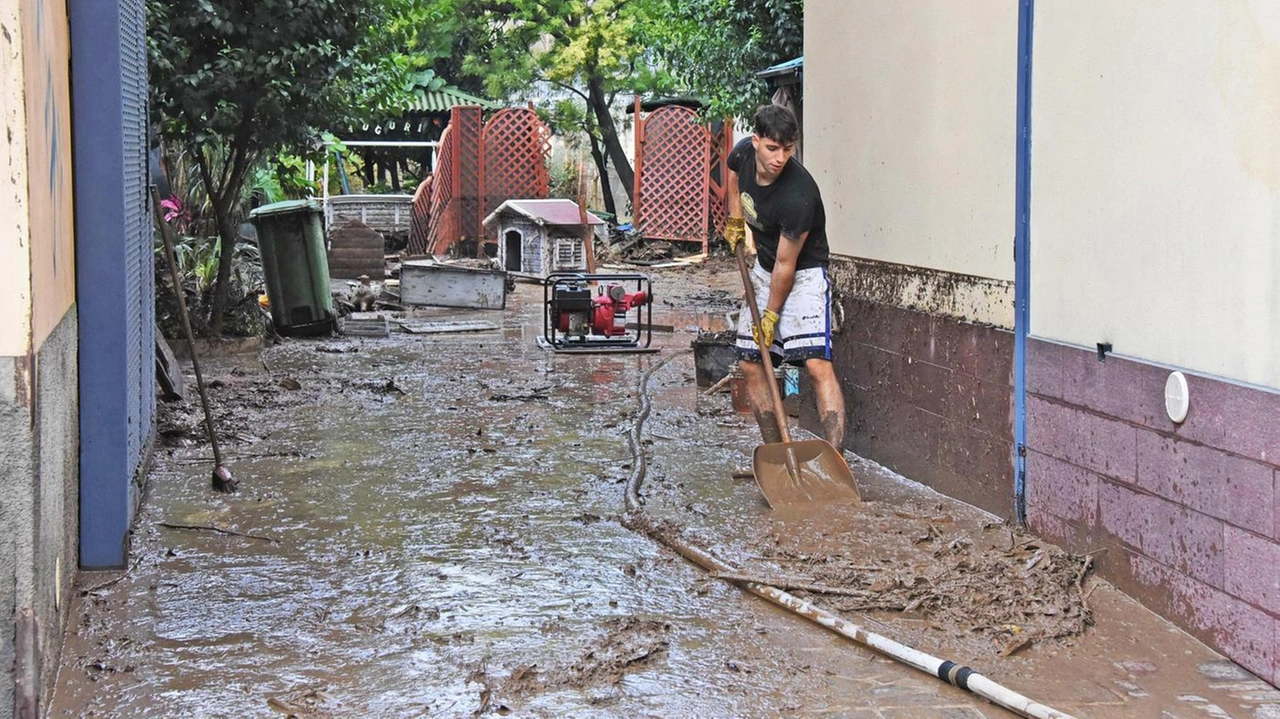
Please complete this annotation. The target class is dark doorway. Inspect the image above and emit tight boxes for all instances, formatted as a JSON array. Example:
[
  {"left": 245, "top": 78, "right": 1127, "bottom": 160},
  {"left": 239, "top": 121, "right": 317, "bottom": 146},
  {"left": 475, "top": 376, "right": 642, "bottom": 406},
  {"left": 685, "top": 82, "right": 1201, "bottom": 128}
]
[{"left": 504, "top": 230, "right": 522, "bottom": 271}]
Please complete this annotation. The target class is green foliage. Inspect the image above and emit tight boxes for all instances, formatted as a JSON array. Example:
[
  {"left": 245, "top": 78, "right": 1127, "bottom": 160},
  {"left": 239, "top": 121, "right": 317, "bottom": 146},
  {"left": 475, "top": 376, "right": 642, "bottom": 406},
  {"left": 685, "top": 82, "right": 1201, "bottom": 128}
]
[
  {"left": 148, "top": 0, "right": 424, "bottom": 333},
  {"left": 460, "top": 0, "right": 674, "bottom": 102},
  {"left": 648, "top": 0, "right": 804, "bottom": 119},
  {"left": 148, "top": 0, "right": 414, "bottom": 153},
  {"left": 379, "top": 0, "right": 489, "bottom": 96},
  {"left": 156, "top": 232, "right": 262, "bottom": 294},
  {"left": 244, "top": 154, "right": 314, "bottom": 208},
  {"left": 154, "top": 232, "right": 264, "bottom": 339},
  {"left": 548, "top": 159, "right": 583, "bottom": 199}
]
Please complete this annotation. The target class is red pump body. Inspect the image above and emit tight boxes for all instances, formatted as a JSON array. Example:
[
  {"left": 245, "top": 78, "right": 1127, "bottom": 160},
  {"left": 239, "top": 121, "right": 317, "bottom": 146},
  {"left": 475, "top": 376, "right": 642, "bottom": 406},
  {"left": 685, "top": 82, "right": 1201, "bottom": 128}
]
[
  {"left": 556, "top": 284, "right": 650, "bottom": 337},
  {"left": 540, "top": 272, "right": 657, "bottom": 353}
]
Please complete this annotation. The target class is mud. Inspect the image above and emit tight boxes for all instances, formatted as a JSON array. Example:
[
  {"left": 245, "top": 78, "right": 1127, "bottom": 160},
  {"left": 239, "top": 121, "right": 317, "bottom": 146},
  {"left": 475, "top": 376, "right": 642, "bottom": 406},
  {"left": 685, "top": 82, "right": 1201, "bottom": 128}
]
[
  {"left": 746, "top": 505, "right": 1093, "bottom": 658},
  {"left": 477, "top": 617, "right": 672, "bottom": 713},
  {"left": 49, "top": 257, "right": 1280, "bottom": 718}
]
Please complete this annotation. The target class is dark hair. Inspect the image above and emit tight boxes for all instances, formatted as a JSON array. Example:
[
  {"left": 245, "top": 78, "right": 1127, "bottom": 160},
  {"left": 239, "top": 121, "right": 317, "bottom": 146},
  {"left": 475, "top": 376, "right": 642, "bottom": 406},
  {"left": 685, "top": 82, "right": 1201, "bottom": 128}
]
[{"left": 754, "top": 104, "right": 798, "bottom": 144}]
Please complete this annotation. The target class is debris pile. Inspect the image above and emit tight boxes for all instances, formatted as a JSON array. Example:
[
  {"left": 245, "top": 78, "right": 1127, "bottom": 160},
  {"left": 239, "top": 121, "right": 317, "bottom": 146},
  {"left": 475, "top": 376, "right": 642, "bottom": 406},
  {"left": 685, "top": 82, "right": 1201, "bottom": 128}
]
[{"left": 745, "top": 503, "right": 1095, "bottom": 657}]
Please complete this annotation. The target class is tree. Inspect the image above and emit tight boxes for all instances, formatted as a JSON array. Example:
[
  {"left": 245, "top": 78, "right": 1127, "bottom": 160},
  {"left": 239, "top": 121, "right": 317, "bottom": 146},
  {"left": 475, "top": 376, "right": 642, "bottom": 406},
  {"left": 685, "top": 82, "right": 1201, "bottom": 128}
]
[
  {"left": 149, "top": 0, "right": 416, "bottom": 335},
  {"left": 650, "top": 0, "right": 803, "bottom": 119},
  {"left": 447, "top": 0, "right": 803, "bottom": 213},
  {"left": 457, "top": 0, "right": 676, "bottom": 211}
]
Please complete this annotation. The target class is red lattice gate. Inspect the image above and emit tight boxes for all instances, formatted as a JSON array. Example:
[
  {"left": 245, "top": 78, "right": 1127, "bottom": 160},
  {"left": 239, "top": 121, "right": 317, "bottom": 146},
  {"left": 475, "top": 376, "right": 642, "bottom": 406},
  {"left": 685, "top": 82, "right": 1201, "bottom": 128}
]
[
  {"left": 482, "top": 107, "right": 550, "bottom": 240},
  {"left": 632, "top": 101, "right": 733, "bottom": 253},
  {"left": 708, "top": 121, "right": 732, "bottom": 242},
  {"left": 417, "top": 105, "right": 551, "bottom": 256}
]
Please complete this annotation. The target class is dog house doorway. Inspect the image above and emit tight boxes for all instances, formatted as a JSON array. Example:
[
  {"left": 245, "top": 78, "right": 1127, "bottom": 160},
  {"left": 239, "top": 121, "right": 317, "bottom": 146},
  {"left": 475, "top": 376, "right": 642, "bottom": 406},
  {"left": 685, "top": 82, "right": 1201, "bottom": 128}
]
[{"left": 504, "top": 229, "right": 523, "bottom": 271}]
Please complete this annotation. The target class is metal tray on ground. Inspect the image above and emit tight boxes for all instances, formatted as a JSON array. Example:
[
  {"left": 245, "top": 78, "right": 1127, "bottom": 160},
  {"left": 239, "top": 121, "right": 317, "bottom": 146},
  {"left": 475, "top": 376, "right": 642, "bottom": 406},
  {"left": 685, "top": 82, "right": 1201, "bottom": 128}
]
[{"left": 399, "top": 261, "right": 507, "bottom": 310}]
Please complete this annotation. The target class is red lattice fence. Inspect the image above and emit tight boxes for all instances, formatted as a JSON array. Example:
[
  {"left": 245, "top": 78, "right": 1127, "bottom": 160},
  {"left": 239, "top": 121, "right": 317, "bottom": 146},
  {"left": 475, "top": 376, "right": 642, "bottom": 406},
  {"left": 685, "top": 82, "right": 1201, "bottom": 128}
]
[
  {"left": 421, "top": 105, "right": 551, "bottom": 256},
  {"left": 633, "top": 101, "right": 733, "bottom": 253},
  {"left": 453, "top": 106, "right": 484, "bottom": 251},
  {"left": 423, "top": 106, "right": 484, "bottom": 255},
  {"left": 708, "top": 122, "right": 733, "bottom": 240},
  {"left": 482, "top": 107, "right": 551, "bottom": 240},
  {"left": 407, "top": 174, "right": 433, "bottom": 256},
  {"left": 424, "top": 122, "right": 457, "bottom": 255}
]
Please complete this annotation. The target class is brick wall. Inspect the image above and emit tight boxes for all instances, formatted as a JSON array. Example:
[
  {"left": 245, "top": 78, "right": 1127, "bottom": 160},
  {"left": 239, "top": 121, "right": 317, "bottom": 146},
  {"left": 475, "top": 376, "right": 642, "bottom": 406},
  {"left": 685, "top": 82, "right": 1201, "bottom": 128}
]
[
  {"left": 1026, "top": 338, "right": 1279, "bottom": 686},
  {"left": 816, "top": 259, "right": 1016, "bottom": 518}
]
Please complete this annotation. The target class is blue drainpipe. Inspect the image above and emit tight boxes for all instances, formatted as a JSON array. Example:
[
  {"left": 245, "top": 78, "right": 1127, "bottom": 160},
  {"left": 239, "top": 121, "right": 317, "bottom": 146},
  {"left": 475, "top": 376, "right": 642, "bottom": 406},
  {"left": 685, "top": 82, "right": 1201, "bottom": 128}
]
[{"left": 1013, "top": 0, "right": 1035, "bottom": 526}]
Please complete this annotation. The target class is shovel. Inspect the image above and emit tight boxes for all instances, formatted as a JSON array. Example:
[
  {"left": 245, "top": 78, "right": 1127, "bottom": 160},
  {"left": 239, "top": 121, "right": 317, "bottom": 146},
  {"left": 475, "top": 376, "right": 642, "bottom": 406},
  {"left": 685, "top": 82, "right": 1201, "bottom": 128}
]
[{"left": 733, "top": 242, "right": 861, "bottom": 509}]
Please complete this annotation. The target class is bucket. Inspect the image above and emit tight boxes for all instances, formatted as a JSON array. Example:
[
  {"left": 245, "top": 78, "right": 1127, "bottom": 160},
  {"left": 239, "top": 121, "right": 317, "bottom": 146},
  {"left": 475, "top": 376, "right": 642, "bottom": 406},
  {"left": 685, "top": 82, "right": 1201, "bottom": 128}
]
[
  {"left": 729, "top": 366, "right": 800, "bottom": 416},
  {"left": 692, "top": 331, "right": 738, "bottom": 388}
]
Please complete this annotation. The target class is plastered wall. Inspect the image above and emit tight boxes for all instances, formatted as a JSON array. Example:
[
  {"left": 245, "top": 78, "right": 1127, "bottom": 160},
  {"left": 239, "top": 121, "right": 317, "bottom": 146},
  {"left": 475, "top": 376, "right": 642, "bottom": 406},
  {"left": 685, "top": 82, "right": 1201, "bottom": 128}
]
[
  {"left": 1, "top": 0, "right": 32, "bottom": 357},
  {"left": 20, "top": 0, "right": 75, "bottom": 352},
  {"left": 805, "top": 0, "right": 1019, "bottom": 289},
  {"left": 1032, "top": 0, "right": 1280, "bottom": 390}
]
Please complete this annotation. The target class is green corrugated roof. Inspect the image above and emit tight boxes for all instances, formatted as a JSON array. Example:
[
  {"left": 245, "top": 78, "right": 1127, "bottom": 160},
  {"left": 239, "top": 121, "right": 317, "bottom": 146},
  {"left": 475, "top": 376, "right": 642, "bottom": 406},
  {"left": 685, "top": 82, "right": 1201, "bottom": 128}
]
[{"left": 404, "top": 86, "right": 499, "bottom": 112}]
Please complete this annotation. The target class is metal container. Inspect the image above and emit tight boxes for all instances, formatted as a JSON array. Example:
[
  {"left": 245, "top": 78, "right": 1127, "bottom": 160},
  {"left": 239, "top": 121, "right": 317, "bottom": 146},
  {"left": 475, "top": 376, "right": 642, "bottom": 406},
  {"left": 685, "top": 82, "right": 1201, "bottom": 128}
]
[
  {"left": 399, "top": 260, "right": 507, "bottom": 310},
  {"left": 730, "top": 366, "right": 800, "bottom": 416},
  {"left": 692, "top": 332, "right": 737, "bottom": 387},
  {"left": 250, "top": 199, "right": 335, "bottom": 337}
]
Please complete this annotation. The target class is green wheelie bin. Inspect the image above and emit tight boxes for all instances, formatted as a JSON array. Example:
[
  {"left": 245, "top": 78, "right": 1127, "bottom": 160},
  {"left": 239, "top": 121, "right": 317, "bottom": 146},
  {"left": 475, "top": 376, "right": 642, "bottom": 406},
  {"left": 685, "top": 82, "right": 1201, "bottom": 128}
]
[{"left": 249, "top": 199, "right": 336, "bottom": 337}]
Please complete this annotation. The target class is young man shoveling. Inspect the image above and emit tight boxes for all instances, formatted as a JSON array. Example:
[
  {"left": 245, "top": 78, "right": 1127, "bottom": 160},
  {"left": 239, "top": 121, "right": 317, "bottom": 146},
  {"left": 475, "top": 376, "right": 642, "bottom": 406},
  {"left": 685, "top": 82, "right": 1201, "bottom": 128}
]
[{"left": 725, "top": 104, "right": 848, "bottom": 462}]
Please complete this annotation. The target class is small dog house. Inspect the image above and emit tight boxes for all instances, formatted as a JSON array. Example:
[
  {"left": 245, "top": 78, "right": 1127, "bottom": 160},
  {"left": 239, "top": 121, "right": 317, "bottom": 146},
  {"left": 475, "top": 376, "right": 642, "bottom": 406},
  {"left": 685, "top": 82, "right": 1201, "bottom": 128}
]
[{"left": 483, "top": 199, "right": 605, "bottom": 278}]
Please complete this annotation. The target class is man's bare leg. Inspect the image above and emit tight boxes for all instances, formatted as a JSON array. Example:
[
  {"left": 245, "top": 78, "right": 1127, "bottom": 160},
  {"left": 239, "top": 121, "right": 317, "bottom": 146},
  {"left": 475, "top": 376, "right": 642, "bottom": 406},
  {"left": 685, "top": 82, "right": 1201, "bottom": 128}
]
[
  {"left": 805, "top": 358, "right": 846, "bottom": 452},
  {"left": 739, "top": 358, "right": 783, "bottom": 444}
]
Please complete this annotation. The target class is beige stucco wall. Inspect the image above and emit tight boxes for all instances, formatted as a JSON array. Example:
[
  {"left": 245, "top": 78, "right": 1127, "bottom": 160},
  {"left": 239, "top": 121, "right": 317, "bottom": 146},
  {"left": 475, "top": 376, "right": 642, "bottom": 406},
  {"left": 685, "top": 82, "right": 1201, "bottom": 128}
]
[
  {"left": 805, "top": 0, "right": 1019, "bottom": 294},
  {"left": 21, "top": 0, "right": 75, "bottom": 352},
  {"left": 1032, "top": 0, "right": 1280, "bottom": 389},
  {"left": 1, "top": 0, "right": 32, "bottom": 357}
]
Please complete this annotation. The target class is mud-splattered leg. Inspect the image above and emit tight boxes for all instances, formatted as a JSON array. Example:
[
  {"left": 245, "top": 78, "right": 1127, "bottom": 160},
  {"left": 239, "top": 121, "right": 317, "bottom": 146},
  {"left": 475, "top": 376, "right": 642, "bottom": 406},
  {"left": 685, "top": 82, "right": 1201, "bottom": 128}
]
[
  {"left": 739, "top": 359, "right": 784, "bottom": 444},
  {"left": 805, "top": 358, "right": 845, "bottom": 452}
]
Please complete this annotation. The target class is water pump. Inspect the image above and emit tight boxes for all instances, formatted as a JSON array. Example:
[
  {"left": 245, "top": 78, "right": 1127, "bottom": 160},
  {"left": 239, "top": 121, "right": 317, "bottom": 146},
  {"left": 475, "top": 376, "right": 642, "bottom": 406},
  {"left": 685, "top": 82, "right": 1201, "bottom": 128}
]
[{"left": 539, "top": 272, "right": 658, "bottom": 354}]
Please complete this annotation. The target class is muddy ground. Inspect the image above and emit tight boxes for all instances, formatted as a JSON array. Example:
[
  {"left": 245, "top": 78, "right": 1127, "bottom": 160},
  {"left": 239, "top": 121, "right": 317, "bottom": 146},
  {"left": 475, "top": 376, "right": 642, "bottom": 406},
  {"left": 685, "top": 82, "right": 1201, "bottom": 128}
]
[{"left": 51, "top": 257, "right": 1280, "bottom": 718}]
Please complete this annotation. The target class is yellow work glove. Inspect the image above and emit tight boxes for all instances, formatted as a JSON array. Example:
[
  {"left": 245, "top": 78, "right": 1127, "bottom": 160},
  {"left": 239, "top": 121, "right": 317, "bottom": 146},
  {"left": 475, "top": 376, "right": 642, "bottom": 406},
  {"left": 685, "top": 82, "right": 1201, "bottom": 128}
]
[
  {"left": 724, "top": 216, "right": 745, "bottom": 253},
  {"left": 753, "top": 308, "right": 780, "bottom": 350}
]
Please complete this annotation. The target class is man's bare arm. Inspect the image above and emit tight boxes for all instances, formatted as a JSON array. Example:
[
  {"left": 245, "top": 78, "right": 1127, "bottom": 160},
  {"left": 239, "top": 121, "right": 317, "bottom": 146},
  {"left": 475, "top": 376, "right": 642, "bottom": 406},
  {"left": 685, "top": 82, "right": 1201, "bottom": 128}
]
[
  {"left": 727, "top": 168, "right": 741, "bottom": 217},
  {"left": 767, "top": 230, "right": 808, "bottom": 315}
]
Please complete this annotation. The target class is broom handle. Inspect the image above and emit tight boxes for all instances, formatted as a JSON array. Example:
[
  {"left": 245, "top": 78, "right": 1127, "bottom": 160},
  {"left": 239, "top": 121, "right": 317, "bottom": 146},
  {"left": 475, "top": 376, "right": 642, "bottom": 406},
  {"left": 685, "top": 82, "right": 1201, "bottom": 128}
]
[
  {"left": 734, "top": 242, "right": 793, "bottom": 443},
  {"left": 151, "top": 186, "right": 223, "bottom": 467}
]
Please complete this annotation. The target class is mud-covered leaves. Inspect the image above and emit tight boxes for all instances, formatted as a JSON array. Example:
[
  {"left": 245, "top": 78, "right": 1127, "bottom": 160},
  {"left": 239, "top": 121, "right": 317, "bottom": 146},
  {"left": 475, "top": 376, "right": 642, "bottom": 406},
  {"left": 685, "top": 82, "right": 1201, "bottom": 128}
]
[{"left": 750, "top": 507, "right": 1096, "bottom": 656}]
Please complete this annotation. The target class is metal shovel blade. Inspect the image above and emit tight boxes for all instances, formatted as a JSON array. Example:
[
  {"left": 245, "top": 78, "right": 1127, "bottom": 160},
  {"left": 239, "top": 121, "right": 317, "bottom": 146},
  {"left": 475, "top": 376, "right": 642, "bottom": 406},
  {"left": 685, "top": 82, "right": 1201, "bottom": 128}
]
[{"left": 753, "top": 439, "right": 862, "bottom": 509}]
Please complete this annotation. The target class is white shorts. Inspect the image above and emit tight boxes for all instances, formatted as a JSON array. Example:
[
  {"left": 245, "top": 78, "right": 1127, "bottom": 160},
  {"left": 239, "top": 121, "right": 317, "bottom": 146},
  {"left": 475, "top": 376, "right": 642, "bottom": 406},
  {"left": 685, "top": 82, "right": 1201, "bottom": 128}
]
[{"left": 735, "top": 262, "right": 834, "bottom": 365}]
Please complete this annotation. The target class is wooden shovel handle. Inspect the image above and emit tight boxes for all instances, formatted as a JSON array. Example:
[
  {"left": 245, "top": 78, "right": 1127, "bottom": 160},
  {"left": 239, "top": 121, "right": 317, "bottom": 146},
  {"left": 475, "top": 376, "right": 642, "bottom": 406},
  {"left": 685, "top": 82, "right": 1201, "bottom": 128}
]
[{"left": 734, "top": 241, "right": 793, "bottom": 443}]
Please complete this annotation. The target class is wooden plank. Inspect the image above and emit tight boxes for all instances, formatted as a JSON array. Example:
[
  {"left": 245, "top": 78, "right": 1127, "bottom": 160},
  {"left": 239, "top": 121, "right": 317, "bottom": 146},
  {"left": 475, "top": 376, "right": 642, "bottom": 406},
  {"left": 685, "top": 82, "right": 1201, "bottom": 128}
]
[
  {"left": 338, "top": 313, "right": 390, "bottom": 337},
  {"left": 154, "top": 332, "right": 186, "bottom": 401}
]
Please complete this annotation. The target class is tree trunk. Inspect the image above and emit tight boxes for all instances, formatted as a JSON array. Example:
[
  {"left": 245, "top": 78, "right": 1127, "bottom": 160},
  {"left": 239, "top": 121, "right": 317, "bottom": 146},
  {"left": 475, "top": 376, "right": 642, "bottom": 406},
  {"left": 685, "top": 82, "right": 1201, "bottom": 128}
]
[
  {"left": 587, "top": 75, "right": 633, "bottom": 204},
  {"left": 196, "top": 137, "right": 255, "bottom": 338},
  {"left": 197, "top": 150, "right": 240, "bottom": 338},
  {"left": 588, "top": 133, "right": 616, "bottom": 218}
]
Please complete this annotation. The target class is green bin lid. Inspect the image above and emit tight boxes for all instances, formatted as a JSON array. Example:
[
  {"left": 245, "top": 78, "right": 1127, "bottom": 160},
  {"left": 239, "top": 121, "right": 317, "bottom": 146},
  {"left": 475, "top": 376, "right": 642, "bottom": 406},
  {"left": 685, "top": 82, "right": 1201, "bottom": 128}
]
[{"left": 249, "top": 199, "right": 320, "bottom": 220}]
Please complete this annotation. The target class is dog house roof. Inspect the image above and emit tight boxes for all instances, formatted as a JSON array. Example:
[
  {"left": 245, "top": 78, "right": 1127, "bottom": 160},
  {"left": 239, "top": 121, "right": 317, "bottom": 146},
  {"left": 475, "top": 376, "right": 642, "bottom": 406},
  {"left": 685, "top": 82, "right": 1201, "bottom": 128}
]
[{"left": 483, "top": 199, "right": 606, "bottom": 229}]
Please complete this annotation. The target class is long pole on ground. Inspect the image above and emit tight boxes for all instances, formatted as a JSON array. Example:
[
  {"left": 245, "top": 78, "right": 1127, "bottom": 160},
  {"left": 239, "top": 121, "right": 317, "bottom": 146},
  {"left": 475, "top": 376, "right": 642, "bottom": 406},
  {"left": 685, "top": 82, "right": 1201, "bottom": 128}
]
[
  {"left": 622, "top": 352, "right": 1075, "bottom": 719},
  {"left": 151, "top": 185, "right": 237, "bottom": 493}
]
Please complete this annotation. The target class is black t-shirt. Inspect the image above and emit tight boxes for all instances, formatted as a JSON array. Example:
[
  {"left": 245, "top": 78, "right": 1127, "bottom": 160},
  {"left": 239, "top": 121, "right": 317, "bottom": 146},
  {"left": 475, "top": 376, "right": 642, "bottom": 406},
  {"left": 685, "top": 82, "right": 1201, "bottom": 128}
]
[{"left": 727, "top": 137, "right": 829, "bottom": 271}]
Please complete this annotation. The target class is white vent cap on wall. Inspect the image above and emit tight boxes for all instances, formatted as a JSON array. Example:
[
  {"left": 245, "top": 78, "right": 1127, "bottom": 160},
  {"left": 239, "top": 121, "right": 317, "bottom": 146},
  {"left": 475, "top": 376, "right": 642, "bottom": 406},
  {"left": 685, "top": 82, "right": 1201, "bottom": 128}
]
[{"left": 1165, "top": 371, "right": 1190, "bottom": 424}]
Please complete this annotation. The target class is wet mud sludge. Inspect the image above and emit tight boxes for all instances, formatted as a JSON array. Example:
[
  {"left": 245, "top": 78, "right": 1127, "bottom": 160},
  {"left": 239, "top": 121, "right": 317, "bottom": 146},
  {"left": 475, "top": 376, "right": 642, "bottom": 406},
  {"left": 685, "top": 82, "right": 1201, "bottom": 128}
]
[{"left": 51, "top": 259, "right": 1280, "bottom": 718}]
